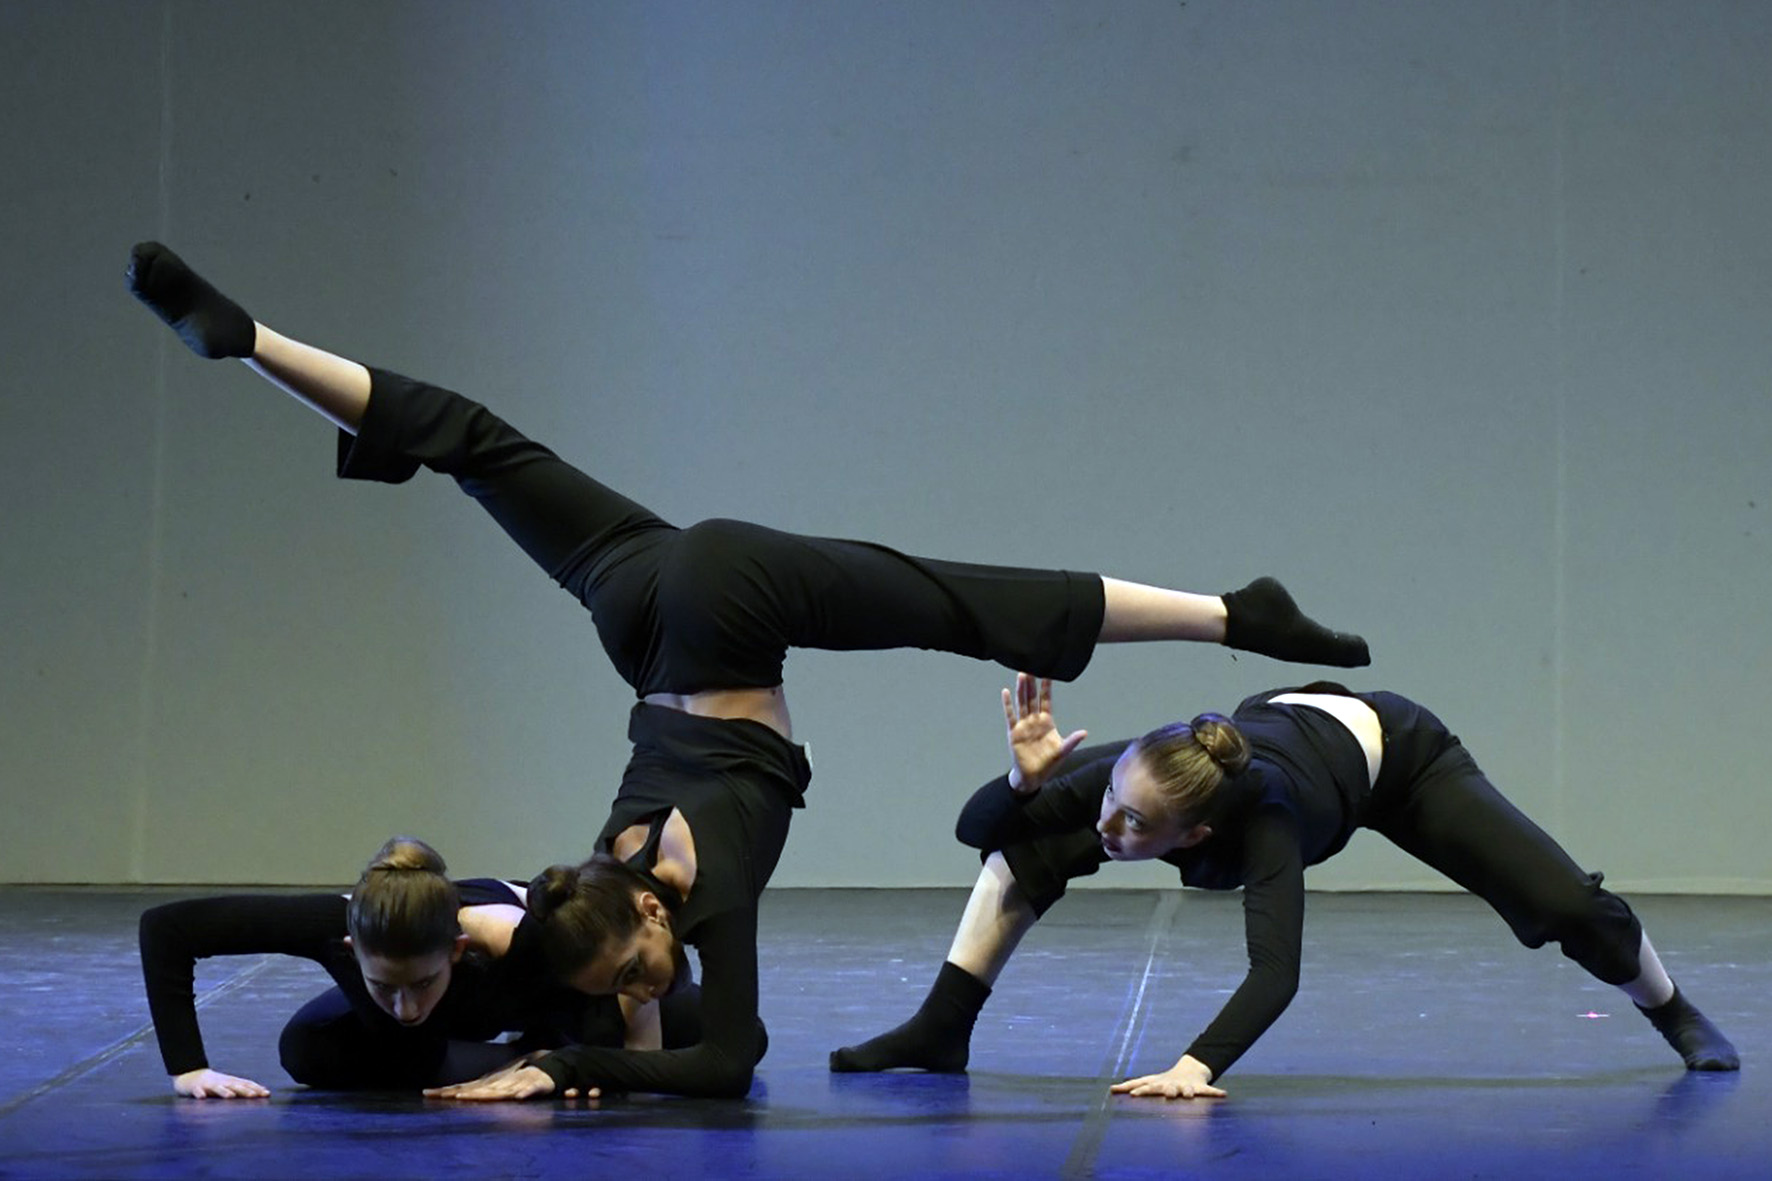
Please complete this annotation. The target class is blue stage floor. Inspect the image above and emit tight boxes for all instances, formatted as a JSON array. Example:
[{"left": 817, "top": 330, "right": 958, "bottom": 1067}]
[{"left": 0, "top": 888, "right": 1764, "bottom": 1179}]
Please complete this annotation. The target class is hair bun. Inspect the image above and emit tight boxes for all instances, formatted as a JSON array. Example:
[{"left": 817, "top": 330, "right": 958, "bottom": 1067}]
[
  {"left": 527, "top": 864, "right": 581, "bottom": 921},
  {"left": 366, "top": 835, "right": 447, "bottom": 875},
  {"left": 348, "top": 837, "right": 460, "bottom": 957},
  {"left": 1189, "top": 713, "right": 1251, "bottom": 775}
]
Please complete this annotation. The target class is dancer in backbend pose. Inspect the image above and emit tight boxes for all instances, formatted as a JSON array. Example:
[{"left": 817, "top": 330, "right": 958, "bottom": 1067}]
[
  {"left": 128, "top": 242, "right": 1370, "bottom": 1100},
  {"left": 139, "top": 837, "right": 699, "bottom": 1098},
  {"left": 831, "top": 675, "right": 1739, "bottom": 1096}
]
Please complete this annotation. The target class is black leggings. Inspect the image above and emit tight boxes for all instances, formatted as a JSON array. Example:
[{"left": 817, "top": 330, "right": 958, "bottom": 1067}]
[
  {"left": 1361, "top": 692, "right": 1644, "bottom": 985},
  {"left": 336, "top": 370, "right": 1105, "bottom": 695}
]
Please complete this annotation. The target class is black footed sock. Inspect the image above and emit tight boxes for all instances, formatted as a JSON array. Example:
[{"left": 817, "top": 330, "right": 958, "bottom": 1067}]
[
  {"left": 126, "top": 242, "right": 256, "bottom": 359},
  {"left": 1638, "top": 987, "right": 1740, "bottom": 1071},
  {"left": 1221, "top": 577, "right": 1371, "bottom": 668},
  {"left": 829, "top": 961, "right": 990, "bottom": 1073}
]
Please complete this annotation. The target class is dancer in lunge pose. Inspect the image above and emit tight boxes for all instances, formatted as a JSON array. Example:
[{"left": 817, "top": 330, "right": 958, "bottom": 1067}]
[
  {"left": 128, "top": 242, "right": 1369, "bottom": 1100},
  {"left": 831, "top": 675, "right": 1739, "bottom": 1096},
  {"left": 140, "top": 837, "right": 699, "bottom": 1097}
]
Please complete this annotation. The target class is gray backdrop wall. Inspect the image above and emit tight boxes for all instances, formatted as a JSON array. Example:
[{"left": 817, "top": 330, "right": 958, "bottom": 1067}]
[{"left": 3, "top": 0, "right": 1768, "bottom": 893}]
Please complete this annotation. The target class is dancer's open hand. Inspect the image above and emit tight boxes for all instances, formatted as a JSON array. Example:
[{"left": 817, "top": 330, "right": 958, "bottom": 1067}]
[
  {"left": 173, "top": 1067, "right": 270, "bottom": 1099},
  {"left": 1002, "top": 673, "right": 1087, "bottom": 794},
  {"left": 425, "top": 1062, "right": 589, "bottom": 1102},
  {"left": 1110, "top": 1055, "right": 1226, "bottom": 1101}
]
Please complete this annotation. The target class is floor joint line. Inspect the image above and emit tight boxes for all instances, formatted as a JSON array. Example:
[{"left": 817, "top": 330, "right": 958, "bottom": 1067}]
[
  {"left": 0, "top": 956, "right": 278, "bottom": 1120},
  {"left": 1062, "top": 889, "right": 1179, "bottom": 1178}
]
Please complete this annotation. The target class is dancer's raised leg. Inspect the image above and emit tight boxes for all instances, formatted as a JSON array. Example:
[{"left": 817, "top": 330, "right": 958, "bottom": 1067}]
[
  {"left": 127, "top": 241, "right": 370, "bottom": 431},
  {"left": 248, "top": 326, "right": 371, "bottom": 433},
  {"left": 1099, "top": 575, "right": 1370, "bottom": 667},
  {"left": 127, "top": 243, "right": 672, "bottom": 690}
]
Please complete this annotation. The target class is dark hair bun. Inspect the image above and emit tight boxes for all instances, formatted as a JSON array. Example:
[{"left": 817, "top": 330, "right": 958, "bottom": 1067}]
[
  {"left": 1189, "top": 713, "right": 1251, "bottom": 775},
  {"left": 527, "top": 864, "right": 581, "bottom": 921},
  {"left": 366, "top": 835, "right": 447, "bottom": 875}
]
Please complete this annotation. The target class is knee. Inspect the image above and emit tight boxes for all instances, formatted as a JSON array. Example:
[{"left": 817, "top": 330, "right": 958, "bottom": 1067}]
[
  {"left": 277, "top": 1003, "right": 373, "bottom": 1089},
  {"left": 278, "top": 1022, "right": 335, "bottom": 1088},
  {"left": 1519, "top": 876, "right": 1642, "bottom": 985}
]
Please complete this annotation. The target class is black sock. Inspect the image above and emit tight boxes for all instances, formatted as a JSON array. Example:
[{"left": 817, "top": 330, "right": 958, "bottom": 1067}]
[
  {"left": 829, "top": 961, "right": 990, "bottom": 1073},
  {"left": 1222, "top": 577, "right": 1370, "bottom": 668},
  {"left": 1639, "top": 987, "right": 1739, "bottom": 1071},
  {"left": 126, "top": 242, "right": 256, "bottom": 359}
]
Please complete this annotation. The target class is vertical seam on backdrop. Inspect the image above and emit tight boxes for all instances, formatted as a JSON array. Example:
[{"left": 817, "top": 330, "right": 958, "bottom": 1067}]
[
  {"left": 1550, "top": 0, "right": 1569, "bottom": 841},
  {"left": 129, "top": 0, "right": 176, "bottom": 883},
  {"left": 1061, "top": 889, "right": 1180, "bottom": 1179},
  {"left": 0, "top": 957, "right": 277, "bottom": 1119}
]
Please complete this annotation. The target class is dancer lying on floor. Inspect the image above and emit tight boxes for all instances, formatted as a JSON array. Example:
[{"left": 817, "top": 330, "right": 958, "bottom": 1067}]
[
  {"left": 128, "top": 241, "right": 1370, "bottom": 1100},
  {"left": 139, "top": 837, "right": 700, "bottom": 1098},
  {"left": 831, "top": 675, "right": 1739, "bottom": 1096}
]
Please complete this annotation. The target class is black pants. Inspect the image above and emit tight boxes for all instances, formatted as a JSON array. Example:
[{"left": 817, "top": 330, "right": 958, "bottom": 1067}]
[
  {"left": 277, "top": 982, "right": 705, "bottom": 1090},
  {"left": 337, "top": 370, "right": 1105, "bottom": 694},
  {"left": 1360, "top": 692, "right": 1644, "bottom": 985}
]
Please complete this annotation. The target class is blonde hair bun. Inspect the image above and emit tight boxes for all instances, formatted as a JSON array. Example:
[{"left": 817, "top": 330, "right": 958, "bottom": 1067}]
[{"left": 1189, "top": 713, "right": 1252, "bottom": 775}]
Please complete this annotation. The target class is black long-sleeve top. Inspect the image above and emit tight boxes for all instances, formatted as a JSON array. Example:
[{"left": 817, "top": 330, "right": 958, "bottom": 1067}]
[
  {"left": 138, "top": 879, "right": 614, "bottom": 1076},
  {"left": 955, "top": 687, "right": 1376, "bottom": 1079},
  {"left": 530, "top": 703, "right": 810, "bottom": 1099}
]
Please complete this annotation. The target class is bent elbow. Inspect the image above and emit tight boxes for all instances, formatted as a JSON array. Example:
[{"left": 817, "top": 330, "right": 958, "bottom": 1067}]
[
  {"left": 1248, "top": 955, "right": 1301, "bottom": 1009},
  {"left": 708, "top": 1023, "right": 768, "bottom": 1098},
  {"left": 137, "top": 904, "right": 173, "bottom": 950}
]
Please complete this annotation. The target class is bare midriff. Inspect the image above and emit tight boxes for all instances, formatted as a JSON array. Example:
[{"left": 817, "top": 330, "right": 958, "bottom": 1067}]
[
  {"left": 642, "top": 685, "right": 793, "bottom": 741},
  {"left": 1269, "top": 692, "right": 1383, "bottom": 788}
]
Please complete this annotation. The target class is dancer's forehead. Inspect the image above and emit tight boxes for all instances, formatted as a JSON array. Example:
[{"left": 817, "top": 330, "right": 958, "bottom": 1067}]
[
  {"left": 1110, "top": 746, "right": 1165, "bottom": 823},
  {"left": 353, "top": 946, "right": 453, "bottom": 986}
]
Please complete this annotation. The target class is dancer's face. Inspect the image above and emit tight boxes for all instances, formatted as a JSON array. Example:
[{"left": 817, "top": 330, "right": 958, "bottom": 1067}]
[
  {"left": 570, "top": 893, "right": 687, "bottom": 1003},
  {"left": 351, "top": 939, "right": 466, "bottom": 1026},
  {"left": 1097, "top": 747, "right": 1212, "bottom": 861}
]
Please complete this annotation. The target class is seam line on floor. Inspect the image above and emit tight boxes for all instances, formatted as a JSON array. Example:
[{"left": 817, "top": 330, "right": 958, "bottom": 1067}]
[
  {"left": 0, "top": 956, "right": 278, "bottom": 1119},
  {"left": 1062, "top": 889, "right": 1179, "bottom": 1178}
]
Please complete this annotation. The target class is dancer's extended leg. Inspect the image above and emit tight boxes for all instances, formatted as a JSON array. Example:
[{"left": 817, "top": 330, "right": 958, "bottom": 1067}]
[
  {"left": 127, "top": 242, "right": 675, "bottom": 691},
  {"left": 830, "top": 853, "right": 1035, "bottom": 1072},
  {"left": 248, "top": 326, "right": 372, "bottom": 433},
  {"left": 1103, "top": 574, "right": 1369, "bottom": 667},
  {"left": 1375, "top": 746, "right": 1738, "bottom": 1071},
  {"left": 649, "top": 521, "right": 1372, "bottom": 701},
  {"left": 128, "top": 242, "right": 371, "bottom": 430}
]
